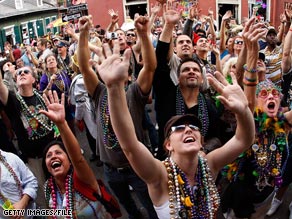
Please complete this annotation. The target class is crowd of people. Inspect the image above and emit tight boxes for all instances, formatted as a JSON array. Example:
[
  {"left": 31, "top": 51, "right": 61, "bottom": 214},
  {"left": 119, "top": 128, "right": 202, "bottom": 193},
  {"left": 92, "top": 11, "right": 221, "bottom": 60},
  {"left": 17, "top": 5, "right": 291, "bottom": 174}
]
[{"left": 0, "top": 0, "right": 292, "bottom": 218}]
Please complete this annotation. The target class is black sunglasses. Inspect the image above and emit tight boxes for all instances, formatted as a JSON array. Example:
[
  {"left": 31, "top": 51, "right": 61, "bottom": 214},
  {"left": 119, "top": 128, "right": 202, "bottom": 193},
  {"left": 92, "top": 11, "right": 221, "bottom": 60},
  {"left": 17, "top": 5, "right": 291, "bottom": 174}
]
[
  {"left": 17, "top": 69, "right": 31, "bottom": 76},
  {"left": 126, "top": 33, "right": 136, "bottom": 37},
  {"left": 234, "top": 40, "right": 244, "bottom": 45}
]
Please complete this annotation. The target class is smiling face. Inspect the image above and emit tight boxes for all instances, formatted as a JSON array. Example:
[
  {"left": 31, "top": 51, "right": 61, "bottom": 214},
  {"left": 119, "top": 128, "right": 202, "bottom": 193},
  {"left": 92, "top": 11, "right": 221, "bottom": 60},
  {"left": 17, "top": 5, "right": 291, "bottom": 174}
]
[
  {"left": 45, "top": 144, "right": 70, "bottom": 179},
  {"left": 166, "top": 123, "right": 202, "bottom": 155}
]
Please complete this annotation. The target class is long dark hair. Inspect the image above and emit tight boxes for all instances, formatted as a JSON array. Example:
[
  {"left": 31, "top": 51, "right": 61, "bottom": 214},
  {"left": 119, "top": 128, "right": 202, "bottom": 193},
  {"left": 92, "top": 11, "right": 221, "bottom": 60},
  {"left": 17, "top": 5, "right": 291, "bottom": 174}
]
[{"left": 41, "top": 140, "right": 70, "bottom": 180}]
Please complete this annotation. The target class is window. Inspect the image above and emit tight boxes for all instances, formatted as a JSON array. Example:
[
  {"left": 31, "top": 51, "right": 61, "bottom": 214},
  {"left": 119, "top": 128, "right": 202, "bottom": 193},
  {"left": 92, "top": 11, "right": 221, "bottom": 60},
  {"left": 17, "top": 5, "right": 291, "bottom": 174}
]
[{"left": 15, "top": 0, "right": 23, "bottom": 9}]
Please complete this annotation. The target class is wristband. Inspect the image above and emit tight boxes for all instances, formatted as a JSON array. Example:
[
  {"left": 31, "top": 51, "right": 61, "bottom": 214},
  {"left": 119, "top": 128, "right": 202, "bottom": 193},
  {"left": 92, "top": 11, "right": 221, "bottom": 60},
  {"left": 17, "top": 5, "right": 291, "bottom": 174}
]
[
  {"left": 244, "top": 76, "right": 258, "bottom": 82},
  {"left": 243, "top": 64, "right": 258, "bottom": 73},
  {"left": 243, "top": 76, "right": 258, "bottom": 86}
]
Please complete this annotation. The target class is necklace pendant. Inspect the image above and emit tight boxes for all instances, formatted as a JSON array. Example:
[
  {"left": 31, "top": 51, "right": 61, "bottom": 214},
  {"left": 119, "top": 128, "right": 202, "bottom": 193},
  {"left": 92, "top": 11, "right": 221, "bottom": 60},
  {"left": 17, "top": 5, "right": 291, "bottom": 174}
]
[{"left": 179, "top": 208, "right": 188, "bottom": 219}]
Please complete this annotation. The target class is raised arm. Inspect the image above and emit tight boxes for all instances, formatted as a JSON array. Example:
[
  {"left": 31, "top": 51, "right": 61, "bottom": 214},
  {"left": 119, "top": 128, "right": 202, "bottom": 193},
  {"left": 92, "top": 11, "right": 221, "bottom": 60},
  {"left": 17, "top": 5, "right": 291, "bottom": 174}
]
[
  {"left": 97, "top": 41, "right": 164, "bottom": 185},
  {"left": 0, "top": 65, "right": 9, "bottom": 105},
  {"left": 242, "top": 18, "right": 267, "bottom": 112},
  {"left": 40, "top": 91, "right": 98, "bottom": 191},
  {"left": 159, "top": 1, "right": 182, "bottom": 61},
  {"left": 77, "top": 15, "right": 99, "bottom": 97},
  {"left": 135, "top": 16, "right": 157, "bottom": 94},
  {"left": 219, "top": 11, "right": 232, "bottom": 54},
  {"left": 282, "top": 18, "right": 292, "bottom": 74},
  {"left": 106, "top": 9, "right": 119, "bottom": 33},
  {"left": 206, "top": 72, "right": 255, "bottom": 176}
]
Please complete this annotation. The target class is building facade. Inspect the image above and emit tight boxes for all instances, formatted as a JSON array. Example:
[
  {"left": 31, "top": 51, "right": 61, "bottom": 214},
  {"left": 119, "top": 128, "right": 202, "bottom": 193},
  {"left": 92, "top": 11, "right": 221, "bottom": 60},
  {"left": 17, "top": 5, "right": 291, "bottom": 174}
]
[{"left": 87, "top": 0, "right": 289, "bottom": 32}]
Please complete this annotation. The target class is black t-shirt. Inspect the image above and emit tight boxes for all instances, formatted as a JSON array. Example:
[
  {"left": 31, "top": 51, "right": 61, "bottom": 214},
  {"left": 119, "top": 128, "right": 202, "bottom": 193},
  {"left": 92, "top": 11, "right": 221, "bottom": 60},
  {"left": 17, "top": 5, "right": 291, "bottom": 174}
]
[
  {"left": 153, "top": 41, "right": 221, "bottom": 154},
  {"left": 4, "top": 91, "right": 55, "bottom": 159}
]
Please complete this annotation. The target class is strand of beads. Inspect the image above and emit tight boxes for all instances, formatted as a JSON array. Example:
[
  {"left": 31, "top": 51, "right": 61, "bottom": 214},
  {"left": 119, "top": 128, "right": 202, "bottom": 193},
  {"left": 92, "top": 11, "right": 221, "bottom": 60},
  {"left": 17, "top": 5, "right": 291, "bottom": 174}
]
[
  {"left": 16, "top": 89, "right": 53, "bottom": 132},
  {"left": 162, "top": 160, "right": 176, "bottom": 219},
  {"left": 176, "top": 88, "right": 209, "bottom": 137},
  {"left": 46, "top": 174, "right": 74, "bottom": 219},
  {"left": 65, "top": 173, "right": 74, "bottom": 219},
  {"left": 100, "top": 91, "right": 120, "bottom": 150},
  {"left": 0, "top": 153, "right": 23, "bottom": 199}
]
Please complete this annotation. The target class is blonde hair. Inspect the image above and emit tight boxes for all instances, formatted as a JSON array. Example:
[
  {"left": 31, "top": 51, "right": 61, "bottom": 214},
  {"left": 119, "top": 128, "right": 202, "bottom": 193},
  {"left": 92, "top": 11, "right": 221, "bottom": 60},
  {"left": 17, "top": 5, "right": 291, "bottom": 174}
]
[{"left": 222, "top": 57, "right": 238, "bottom": 78}]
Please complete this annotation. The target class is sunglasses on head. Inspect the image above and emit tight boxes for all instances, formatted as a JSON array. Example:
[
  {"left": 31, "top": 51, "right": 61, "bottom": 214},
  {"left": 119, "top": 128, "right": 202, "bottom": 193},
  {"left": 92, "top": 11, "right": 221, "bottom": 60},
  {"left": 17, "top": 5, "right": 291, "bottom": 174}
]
[
  {"left": 17, "top": 69, "right": 31, "bottom": 76},
  {"left": 234, "top": 40, "right": 244, "bottom": 45},
  {"left": 126, "top": 33, "right": 136, "bottom": 37},
  {"left": 258, "top": 88, "right": 280, "bottom": 99},
  {"left": 169, "top": 124, "right": 200, "bottom": 136}
]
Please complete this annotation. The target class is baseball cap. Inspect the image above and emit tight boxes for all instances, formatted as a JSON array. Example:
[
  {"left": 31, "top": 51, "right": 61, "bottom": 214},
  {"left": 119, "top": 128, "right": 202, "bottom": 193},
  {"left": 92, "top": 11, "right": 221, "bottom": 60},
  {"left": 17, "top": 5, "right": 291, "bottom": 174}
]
[
  {"left": 57, "top": 40, "right": 69, "bottom": 48},
  {"left": 164, "top": 114, "right": 202, "bottom": 138}
]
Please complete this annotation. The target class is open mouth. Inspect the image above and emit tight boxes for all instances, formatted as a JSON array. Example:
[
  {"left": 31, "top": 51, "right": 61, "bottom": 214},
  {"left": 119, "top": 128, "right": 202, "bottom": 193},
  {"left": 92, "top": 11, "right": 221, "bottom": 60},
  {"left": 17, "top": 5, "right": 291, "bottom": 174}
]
[
  {"left": 51, "top": 161, "right": 61, "bottom": 169},
  {"left": 267, "top": 102, "right": 275, "bottom": 110},
  {"left": 183, "top": 137, "right": 195, "bottom": 143}
]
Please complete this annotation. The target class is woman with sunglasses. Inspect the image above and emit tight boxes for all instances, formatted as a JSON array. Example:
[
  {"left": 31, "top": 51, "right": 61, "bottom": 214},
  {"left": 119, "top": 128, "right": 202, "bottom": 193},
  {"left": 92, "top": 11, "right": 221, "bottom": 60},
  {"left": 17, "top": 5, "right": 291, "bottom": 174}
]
[
  {"left": 93, "top": 39, "right": 254, "bottom": 218},
  {"left": 221, "top": 17, "right": 292, "bottom": 219}
]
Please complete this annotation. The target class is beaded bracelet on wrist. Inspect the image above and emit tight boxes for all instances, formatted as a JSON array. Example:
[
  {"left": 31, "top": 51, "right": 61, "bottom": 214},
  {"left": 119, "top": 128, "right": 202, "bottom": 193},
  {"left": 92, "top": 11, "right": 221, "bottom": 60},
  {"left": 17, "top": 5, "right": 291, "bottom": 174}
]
[
  {"left": 243, "top": 64, "right": 258, "bottom": 73},
  {"left": 243, "top": 79, "right": 258, "bottom": 86},
  {"left": 244, "top": 76, "right": 258, "bottom": 83}
]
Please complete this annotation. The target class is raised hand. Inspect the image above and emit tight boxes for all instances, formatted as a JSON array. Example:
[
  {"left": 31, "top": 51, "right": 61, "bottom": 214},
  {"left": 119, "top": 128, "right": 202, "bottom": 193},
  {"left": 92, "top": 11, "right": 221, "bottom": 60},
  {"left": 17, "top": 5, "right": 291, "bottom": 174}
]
[
  {"left": 222, "top": 10, "right": 232, "bottom": 21},
  {"left": 242, "top": 17, "right": 267, "bottom": 55},
  {"left": 39, "top": 91, "right": 65, "bottom": 125},
  {"left": 207, "top": 72, "right": 248, "bottom": 115},
  {"left": 108, "top": 9, "right": 119, "bottom": 24},
  {"left": 78, "top": 15, "right": 93, "bottom": 33},
  {"left": 151, "top": 2, "right": 162, "bottom": 15},
  {"left": 95, "top": 41, "right": 131, "bottom": 87},
  {"left": 64, "top": 23, "right": 75, "bottom": 36},
  {"left": 188, "top": 2, "right": 200, "bottom": 20},
  {"left": 163, "top": 0, "right": 182, "bottom": 25},
  {"left": 135, "top": 16, "right": 149, "bottom": 35}
]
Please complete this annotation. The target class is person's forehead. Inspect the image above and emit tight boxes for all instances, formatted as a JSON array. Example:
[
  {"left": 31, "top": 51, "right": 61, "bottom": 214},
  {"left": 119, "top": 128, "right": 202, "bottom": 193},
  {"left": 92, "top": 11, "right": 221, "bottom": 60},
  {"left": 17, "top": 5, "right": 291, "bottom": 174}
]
[
  {"left": 181, "top": 61, "right": 200, "bottom": 68},
  {"left": 177, "top": 35, "right": 192, "bottom": 42}
]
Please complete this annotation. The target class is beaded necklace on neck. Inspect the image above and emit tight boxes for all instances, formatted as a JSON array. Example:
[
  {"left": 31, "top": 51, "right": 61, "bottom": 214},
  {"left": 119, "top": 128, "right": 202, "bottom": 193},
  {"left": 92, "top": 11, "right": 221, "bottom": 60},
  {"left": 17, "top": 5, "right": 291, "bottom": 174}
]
[
  {"left": 45, "top": 172, "right": 74, "bottom": 219},
  {"left": 100, "top": 90, "right": 120, "bottom": 150},
  {"left": 0, "top": 152, "right": 23, "bottom": 209},
  {"left": 176, "top": 88, "right": 209, "bottom": 137},
  {"left": 163, "top": 156, "right": 220, "bottom": 219},
  {"left": 47, "top": 70, "right": 66, "bottom": 94},
  {"left": 251, "top": 108, "right": 289, "bottom": 191},
  {"left": 16, "top": 89, "right": 53, "bottom": 140}
]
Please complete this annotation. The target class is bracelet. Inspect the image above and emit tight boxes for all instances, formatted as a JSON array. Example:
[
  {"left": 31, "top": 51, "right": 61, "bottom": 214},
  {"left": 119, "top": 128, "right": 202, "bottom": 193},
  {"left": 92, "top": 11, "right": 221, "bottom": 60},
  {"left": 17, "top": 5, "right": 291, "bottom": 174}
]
[
  {"left": 243, "top": 77, "right": 258, "bottom": 86},
  {"left": 244, "top": 76, "right": 258, "bottom": 83},
  {"left": 243, "top": 64, "right": 258, "bottom": 73}
]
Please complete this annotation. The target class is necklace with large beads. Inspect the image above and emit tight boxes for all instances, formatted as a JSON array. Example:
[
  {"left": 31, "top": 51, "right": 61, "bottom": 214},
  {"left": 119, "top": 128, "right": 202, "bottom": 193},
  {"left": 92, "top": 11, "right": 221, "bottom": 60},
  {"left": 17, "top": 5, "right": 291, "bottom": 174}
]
[
  {"left": 100, "top": 91, "right": 120, "bottom": 150},
  {"left": 45, "top": 172, "right": 74, "bottom": 219},
  {"left": 176, "top": 88, "right": 209, "bottom": 137},
  {"left": 251, "top": 109, "right": 289, "bottom": 191},
  {"left": 16, "top": 89, "right": 53, "bottom": 140},
  {"left": 163, "top": 155, "right": 220, "bottom": 219},
  {"left": 0, "top": 152, "right": 23, "bottom": 209}
]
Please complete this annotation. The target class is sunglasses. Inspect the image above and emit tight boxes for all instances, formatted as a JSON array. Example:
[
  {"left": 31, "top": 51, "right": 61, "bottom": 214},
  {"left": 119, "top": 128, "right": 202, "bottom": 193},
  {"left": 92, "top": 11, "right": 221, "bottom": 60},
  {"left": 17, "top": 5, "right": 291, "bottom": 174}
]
[
  {"left": 258, "top": 88, "right": 280, "bottom": 99},
  {"left": 169, "top": 124, "right": 200, "bottom": 136},
  {"left": 126, "top": 33, "right": 136, "bottom": 37},
  {"left": 234, "top": 40, "right": 244, "bottom": 45},
  {"left": 17, "top": 69, "right": 31, "bottom": 76}
]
